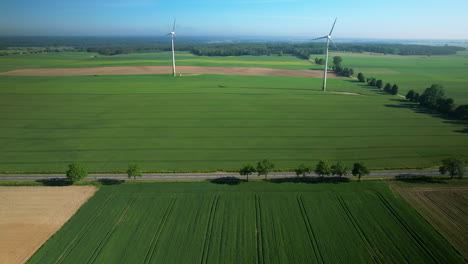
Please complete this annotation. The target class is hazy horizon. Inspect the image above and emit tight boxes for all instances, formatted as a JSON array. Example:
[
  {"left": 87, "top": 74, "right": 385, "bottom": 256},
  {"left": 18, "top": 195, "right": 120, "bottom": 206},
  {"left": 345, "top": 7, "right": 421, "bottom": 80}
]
[{"left": 1, "top": 0, "right": 467, "bottom": 39}]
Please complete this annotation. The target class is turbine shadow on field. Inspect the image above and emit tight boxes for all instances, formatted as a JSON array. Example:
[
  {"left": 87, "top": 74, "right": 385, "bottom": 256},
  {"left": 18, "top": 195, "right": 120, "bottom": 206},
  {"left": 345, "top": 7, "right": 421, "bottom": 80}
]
[
  {"left": 268, "top": 176, "right": 350, "bottom": 184},
  {"left": 209, "top": 177, "right": 242, "bottom": 185}
]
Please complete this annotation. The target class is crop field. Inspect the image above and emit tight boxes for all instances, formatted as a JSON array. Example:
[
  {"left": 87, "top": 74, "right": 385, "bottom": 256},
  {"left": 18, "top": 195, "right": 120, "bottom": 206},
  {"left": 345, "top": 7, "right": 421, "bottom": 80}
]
[
  {"left": 330, "top": 51, "right": 468, "bottom": 103},
  {"left": 26, "top": 181, "right": 464, "bottom": 264},
  {"left": 0, "top": 52, "right": 320, "bottom": 73},
  {"left": 1, "top": 73, "right": 467, "bottom": 173},
  {"left": 389, "top": 178, "right": 468, "bottom": 259}
]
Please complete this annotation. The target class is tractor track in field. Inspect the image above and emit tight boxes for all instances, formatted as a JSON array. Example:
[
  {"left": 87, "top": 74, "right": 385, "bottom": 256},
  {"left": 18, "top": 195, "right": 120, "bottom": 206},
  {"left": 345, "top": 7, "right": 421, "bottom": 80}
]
[
  {"left": 200, "top": 195, "right": 220, "bottom": 264},
  {"left": 296, "top": 193, "right": 323, "bottom": 264},
  {"left": 373, "top": 191, "right": 439, "bottom": 263},
  {"left": 143, "top": 196, "right": 177, "bottom": 264},
  {"left": 336, "top": 194, "right": 384, "bottom": 263},
  {"left": 53, "top": 194, "right": 116, "bottom": 264},
  {"left": 254, "top": 194, "right": 264, "bottom": 264},
  {"left": 0, "top": 65, "right": 346, "bottom": 78},
  {"left": 86, "top": 197, "right": 136, "bottom": 264}
]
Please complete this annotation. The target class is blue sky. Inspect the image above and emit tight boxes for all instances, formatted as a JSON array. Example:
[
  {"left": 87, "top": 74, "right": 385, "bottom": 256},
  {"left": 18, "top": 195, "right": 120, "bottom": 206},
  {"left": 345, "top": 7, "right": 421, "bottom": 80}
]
[{"left": 1, "top": 0, "right": 467, "bottom": 39}]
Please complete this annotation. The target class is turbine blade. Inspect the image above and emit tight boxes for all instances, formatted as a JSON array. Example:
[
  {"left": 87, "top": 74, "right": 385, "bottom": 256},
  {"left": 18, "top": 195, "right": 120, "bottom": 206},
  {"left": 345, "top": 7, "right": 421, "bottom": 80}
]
[
  {"left": 329, "top": 36, "right": 337, "bottom": 48},
  {"left": 312, "top": 36, "right": 328, "bottom": 40},
  {"left": 329, "top": 17, "right": 337, "bottom": 35},
  {"left": 173, "top": 19, "right": 176, "bottom": 32}
]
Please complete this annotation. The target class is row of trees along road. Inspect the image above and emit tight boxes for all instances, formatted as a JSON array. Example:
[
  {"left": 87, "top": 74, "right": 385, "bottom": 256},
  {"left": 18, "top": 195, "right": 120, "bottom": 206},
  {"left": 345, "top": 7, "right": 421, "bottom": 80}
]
[
  {"left": 356, "top": 72, "right": 399, "bottom": 95},
  {"left": 406, "top": 84, "right": 468, "bottom": 120},
  {"left": 240, "top": 160, "right": 370, "bottom": 181},
  {"left": 62, "top": 157, "right": 464, "bottom": 184}
]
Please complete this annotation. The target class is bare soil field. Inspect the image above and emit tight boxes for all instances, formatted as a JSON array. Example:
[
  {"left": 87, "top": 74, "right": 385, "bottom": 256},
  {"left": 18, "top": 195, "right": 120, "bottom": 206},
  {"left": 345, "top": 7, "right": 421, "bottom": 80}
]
[
  {"left": 0, "top": 66, "right": 345, "bottom": 78},
  {"left": 389, "top": 181, "right": 468, "bottom": 260},
  {"left": 0, "top": 186, "right": 97, "bottom": 264}
]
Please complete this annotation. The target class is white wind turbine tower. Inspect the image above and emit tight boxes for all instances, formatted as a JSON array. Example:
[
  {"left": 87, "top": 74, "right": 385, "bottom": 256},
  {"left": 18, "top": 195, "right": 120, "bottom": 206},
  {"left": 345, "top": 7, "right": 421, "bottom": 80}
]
[
  {"left": 166, "top": 19, "right": 177, "bottom": 76},
  {"left": 313, "top": 18, "right": 337, "bottom": 91}
]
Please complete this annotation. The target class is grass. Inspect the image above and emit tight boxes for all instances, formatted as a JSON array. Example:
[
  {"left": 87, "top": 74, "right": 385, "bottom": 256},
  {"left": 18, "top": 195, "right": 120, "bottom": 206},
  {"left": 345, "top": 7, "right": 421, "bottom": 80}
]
[
  {"left": 1, "top": 74, "right": 467, "bottom": 173},
  {"left": 27, "top": 180, "right": 464, "bottom": 263},
  {"left": 330, "top": 51, "right": 468, "bottom": 104}
]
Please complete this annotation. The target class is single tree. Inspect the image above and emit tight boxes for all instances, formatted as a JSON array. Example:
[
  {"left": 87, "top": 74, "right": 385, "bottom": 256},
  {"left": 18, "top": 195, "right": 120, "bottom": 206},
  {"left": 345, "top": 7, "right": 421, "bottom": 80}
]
[
  {"left": 439, "top": 157, "right": 465, "bottom": 179},
  {"left": 376, "top": 80, "right": 383, "bottom": 89},
  {"left": 406, "top": 90, "right": 415, "bottom": 100},
  {"left": 384, "top": 83, "right": 392, "bottom": 93},
  {"left": 127, "top": 164, "right": 143, "bottom": 180},
  {"left": 66, "top": 162, "right": 88, "bottom": 183},
  {"left": 295, "top": 163, "right": 312, "bottom": 177},
  {"left": 455, "top": 104, "right": 468, "bottom": 120},
  {"left": 256, "top": 159, "right": 275, "bottom": 180},
  {"left": 419, "top": 84, "right": 445, "bottom": 108},
  {"left": 352, "top": 162, "right": 370, "bottom": 181},
  {"left": 239, "top": 164, "right": 256, "bottom": 181},
  {"left": 331, "top": 161, "right": 349, "bottom": 177},
  {"left": 348, "top": 68, "right": 354, "bottom": 76},
  {"left": 333, "top": 56, "right": 343, "bottom": 67},
  {"left": 413, "top": 92, "right": 420, "bottom": 102},
  {"left": 437, "top": 97, "right": 454, "bottom": 114},
  {"left": 391, "top": 84, "right": 399, "bottom": 95},
  {"left": 315, "top": 160, "right": 332, "bottom": 179},
  {"left": 369, "top": 78, "right": 377, "bottom": 87},
  {"left": 357, "top": 72, "right": 365, "bottom": 82}
]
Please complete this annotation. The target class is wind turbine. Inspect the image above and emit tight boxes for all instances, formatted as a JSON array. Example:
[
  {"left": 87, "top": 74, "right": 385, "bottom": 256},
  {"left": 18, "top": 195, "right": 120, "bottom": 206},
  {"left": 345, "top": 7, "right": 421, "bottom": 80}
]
[
  {"left": 166, "top": 19, "right": 177, "bottom": 76},
  {"left": 313, "top": 18, "right": 337, "bottom": 91}
]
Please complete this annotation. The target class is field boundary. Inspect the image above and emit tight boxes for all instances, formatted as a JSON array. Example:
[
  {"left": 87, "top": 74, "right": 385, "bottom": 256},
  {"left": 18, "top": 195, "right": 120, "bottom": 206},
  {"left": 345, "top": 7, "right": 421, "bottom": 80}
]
[{"left": 0, "top": 65, "right": 345, "bottom": 78}]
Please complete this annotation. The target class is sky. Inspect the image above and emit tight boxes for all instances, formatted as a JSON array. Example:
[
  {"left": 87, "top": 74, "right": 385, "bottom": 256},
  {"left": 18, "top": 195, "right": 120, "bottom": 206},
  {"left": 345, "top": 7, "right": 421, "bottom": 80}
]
[{"left": 1, "top": 0, "right": 467, "bottom": 39}]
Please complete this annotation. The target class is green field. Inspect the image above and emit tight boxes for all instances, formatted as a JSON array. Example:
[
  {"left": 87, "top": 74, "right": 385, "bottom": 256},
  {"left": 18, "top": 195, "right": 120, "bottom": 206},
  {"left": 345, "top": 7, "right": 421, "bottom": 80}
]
[
  {"left": 27, "top": 181, "right": 464, "bottom": 263},
  {"left": 0, "top": 51, "right": 319, "bottom": 72},
  {"left": 1, "top": 73, "right": 467, "bottom": 173},
  {"left": 330, "top": 51, "right": 468, "bottom": 104}
]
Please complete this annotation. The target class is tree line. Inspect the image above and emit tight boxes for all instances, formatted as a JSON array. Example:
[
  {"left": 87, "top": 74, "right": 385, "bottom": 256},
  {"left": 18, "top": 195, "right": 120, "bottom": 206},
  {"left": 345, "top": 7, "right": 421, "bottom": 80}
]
[
  {"left": 2, "top": 37, "right": 463, "bottom": 57},
  {"left": 63, "top": 156, "right": 464, "bottom": 183},
  {"left": 356, "top": 72, "right": 399, "bottom": 95},
  {"left": 405, "top": 84, "right": 468, "bottom": 120}
]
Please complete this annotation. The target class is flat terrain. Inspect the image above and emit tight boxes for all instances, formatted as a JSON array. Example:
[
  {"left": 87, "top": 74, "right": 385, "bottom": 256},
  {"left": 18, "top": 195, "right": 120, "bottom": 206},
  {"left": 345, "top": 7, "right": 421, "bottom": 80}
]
[
  {"left": 0, "top": 52, "right": 321, "bottom": 72},
  {"left": 27, "top": 181, "right": 465, "bottom": 264},
  {"left": 330, "top": 51, "right": 468, "bottom": 104},
  {"left": 0, "top": 65, "right": 340, "bottom": 78},
  {"left": 1, "top": 74, "right": 467, "bottom": 172},
  {"left": 389, "top": 179, "right": 468, "bottom": 260},
  {"left": 0, "top": 186, "right": 97, "bottom": 264}
]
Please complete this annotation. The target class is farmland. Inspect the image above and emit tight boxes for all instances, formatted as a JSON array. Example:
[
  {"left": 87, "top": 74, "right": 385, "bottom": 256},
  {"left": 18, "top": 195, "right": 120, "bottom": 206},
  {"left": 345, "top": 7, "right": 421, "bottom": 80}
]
[
  {"left": 0, "top": 186, "right": 96, "bottom": 264},
  {"left": 1, "top": 72, "right": 468, "bottom": 173},
  {"left": 0, "top": 51, "right": 320, "bottom": 73},
  {"left": 27, "top": 181, "right": 464, "bottom": 263},
  {"left": 330, "top": 51, "right": 468, "bottom": 103},
  {"left": 389, "top": 178, "right": 468, "bottom": 259}
]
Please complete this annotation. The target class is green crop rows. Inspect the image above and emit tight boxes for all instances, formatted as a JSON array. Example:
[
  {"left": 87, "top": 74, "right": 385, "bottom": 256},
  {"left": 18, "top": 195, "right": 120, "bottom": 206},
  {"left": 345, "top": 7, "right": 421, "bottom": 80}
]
[{"left": 27, "top": 181, "right": 464, "bottom": 263}]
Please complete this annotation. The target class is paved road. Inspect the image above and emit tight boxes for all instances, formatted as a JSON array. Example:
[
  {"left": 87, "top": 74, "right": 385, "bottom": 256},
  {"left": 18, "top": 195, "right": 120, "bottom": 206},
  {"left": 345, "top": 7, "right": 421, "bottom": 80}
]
[{"left": 0, "top": 169, "right": 458, "bottom": 182}]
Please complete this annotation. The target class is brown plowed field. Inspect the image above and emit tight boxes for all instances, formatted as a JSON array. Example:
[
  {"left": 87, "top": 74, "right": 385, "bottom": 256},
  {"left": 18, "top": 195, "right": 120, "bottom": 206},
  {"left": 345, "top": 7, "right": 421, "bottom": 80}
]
[
  {"left": 389, "top": 181, "right": 468, "bottom": 260},
  {"left": 0, "top": 66, "right": 344, "bottom": 78},
  {"left": 0, "top": 186, "right": 97, "bottom": 264}
]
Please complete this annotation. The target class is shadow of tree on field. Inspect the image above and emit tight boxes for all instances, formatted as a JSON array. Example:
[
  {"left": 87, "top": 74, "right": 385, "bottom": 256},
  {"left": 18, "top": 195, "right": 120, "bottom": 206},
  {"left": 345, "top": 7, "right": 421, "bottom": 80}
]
[
  {"left": 268, "top": 176, "right": 350, "bottom": 184},
  {"left": 384, "top": 99, "right": 468, "bottom": 134},
  {"left": 36, "top": 178, "right": 72, "bottom": 186},
  {"left": 98, "top": 178, "right": 125, "bottom": 185},
  {"left": 394, "top": 175, "right": 449, "bottom": 184},
  {"left": 209, "top": 177, "right": 242, "bottom": 185}
]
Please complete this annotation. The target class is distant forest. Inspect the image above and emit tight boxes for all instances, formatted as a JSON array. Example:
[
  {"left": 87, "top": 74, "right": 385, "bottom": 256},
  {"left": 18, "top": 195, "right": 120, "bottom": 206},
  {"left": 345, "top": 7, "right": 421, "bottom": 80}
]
[{"left": 0, "top": 36, "right": 464, "bottom": 58}]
